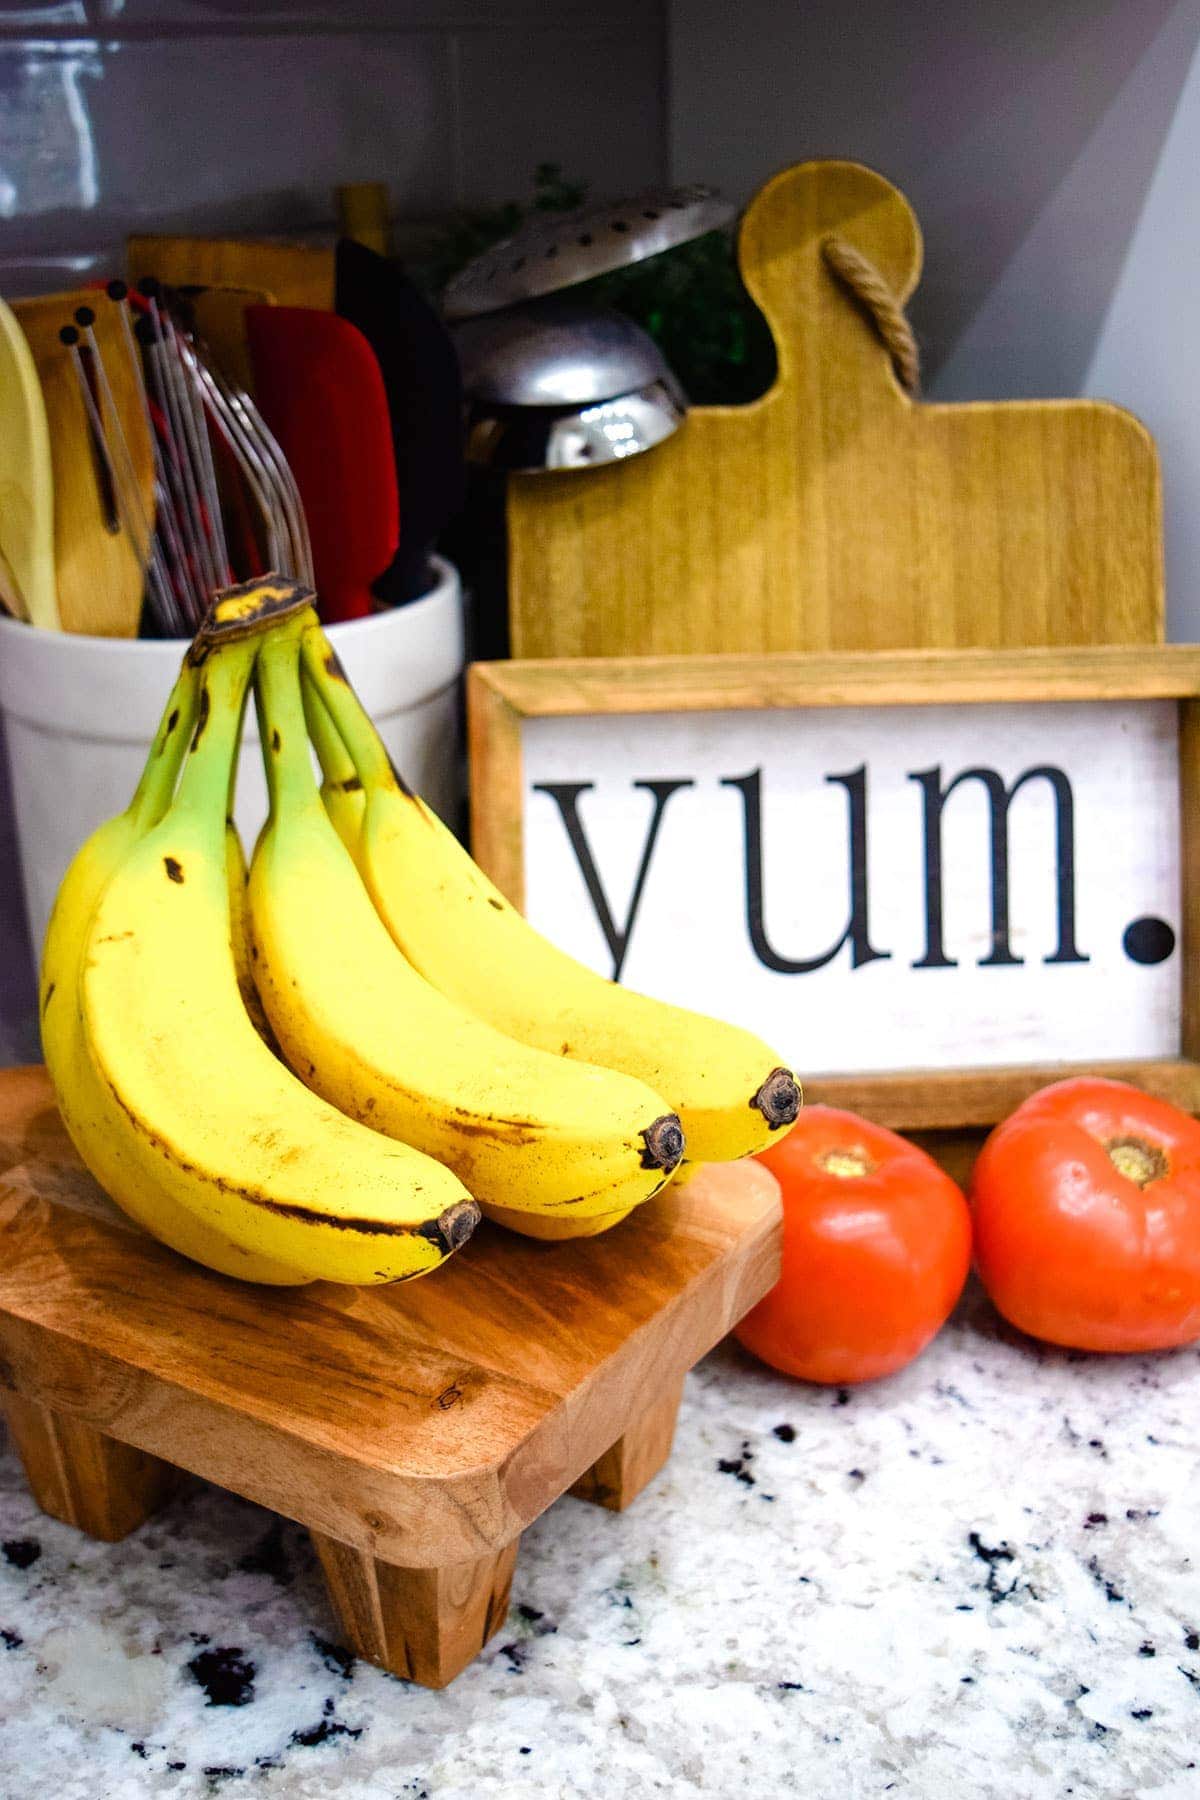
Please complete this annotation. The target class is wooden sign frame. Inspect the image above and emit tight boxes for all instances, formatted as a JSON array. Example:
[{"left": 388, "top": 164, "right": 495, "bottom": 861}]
[{"left": 468, "top": 643, "right": 1200, "bottom": 1133}]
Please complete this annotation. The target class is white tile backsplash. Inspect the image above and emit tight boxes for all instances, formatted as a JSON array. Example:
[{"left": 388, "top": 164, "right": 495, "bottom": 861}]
[
  {"left": 0, "top": 1, "right": 666, "bottom": 289},
  {"left": 0, "top": 39, "right": 105, "bottom": 225},
  {"left": 0, "top": 30, "right": 456, "bottom": 249},
  {"left": 81, "top": 1, "right": 647, "bottom": 31},
  {"left": 0, "top": 2, "right": 87, "bottom": 26},
  {"left": 0, "top": 245, "right": 111, "bottom": 294}
]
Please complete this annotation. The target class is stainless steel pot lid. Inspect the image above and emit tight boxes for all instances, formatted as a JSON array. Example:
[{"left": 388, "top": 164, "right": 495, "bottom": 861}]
[
  {"left": 442, "top": 184, "right": 735, "bottom": 320},
  {"left": 452, "top": 301, "right": 674, "bottom": 408},
  {"left": 465, "top": 380, "right": 686, "bottom": 473}
]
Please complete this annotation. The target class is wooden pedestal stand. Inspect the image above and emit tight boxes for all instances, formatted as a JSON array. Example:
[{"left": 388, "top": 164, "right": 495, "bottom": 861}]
[{"left": 0, "top": 1067, "right": 781, "bottom": 1688}]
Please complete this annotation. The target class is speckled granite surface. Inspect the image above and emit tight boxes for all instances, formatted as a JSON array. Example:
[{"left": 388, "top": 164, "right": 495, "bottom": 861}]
[{"left": 1, "top": 1276, "right": 1198, "bottom": 1800}]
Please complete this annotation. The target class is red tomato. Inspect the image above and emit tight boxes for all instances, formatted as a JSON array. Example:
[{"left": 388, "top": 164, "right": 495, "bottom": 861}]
[
  {"left": 735, "top": 1106, "right": 972, "bottom": 1385},
  {"left": 971, "top": 1077, "right": 1200, "bottom": 1353}
]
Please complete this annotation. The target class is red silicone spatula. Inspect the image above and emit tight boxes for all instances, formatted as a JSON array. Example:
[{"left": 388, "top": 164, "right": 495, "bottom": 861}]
[{"left": 245, "top": 305, "right": 399, "bottom": 622}]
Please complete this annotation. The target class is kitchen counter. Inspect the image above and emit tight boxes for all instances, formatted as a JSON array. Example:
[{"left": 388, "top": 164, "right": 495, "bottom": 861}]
[{"left": 0, "top": 1277, "right": 1197, "bottom": 1800}]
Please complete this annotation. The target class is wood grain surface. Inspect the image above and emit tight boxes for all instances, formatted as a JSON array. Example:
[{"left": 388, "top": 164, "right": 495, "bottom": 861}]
[
  {"left": 568, "top": 1375, "right": 685, "bottom": 1511},
  {"left": 190, "top": 284, "right": 275, "bottom": 399},
  {"left": 0, "top": 1067, "right": 782, "bottom": 1569},
  {"left": 804, "top": 1061, "right": 1200, "bottom": 1131},
  {"left": 471, "top": 642, "right": 1200, "bottom": 726},
  {"left": 14, "top": 291, "right": 155, "bottom": 638},
  {"left": 310, "top": 1533, "right": 518, "bottom": 1689},
  {"left": 506, "top": 160, "right": 1162, "bottom": 661},
  {"left": 127, "top": 236, "right": 334, "bottom": 314},
  {"left": 2, "top": 1390, "right": 181, "bottom": 1541}
]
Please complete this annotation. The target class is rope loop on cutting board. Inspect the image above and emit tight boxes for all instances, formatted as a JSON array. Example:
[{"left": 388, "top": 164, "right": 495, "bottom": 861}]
[{"left": 821, "top": 233, "right": 921, "bottom": 396}]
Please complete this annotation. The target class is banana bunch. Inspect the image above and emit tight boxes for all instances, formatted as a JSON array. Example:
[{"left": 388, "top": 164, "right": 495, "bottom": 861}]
[
  {"left": 41, "top": 575, "right": 800, "bottom": 1288},
  {"left": 41, "top": 586, "right": 481, "bottom": 1286}
]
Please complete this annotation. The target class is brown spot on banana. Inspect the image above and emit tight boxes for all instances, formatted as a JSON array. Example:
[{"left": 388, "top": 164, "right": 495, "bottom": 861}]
[
  {"left": 189, "top": 683, "right": 210, "bottom": 750},
  {"left": 164, "top": 857, "right": 185, "bottom": 884},
  {"left": 442, "top": 1108, "right": 541, "bottom": 1144},
  {"left": 256, "top": 1193, "right": 481, "bottom": 1243},
  {"left": 751, "top": 1067, "right": 802, "bottom": 1130}
]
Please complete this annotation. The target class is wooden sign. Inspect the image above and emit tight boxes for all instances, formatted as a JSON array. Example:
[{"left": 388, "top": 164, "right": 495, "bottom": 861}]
[
  {"left": 505, "top": 160, "right": 1163, "bottom": 660},
  {"left": 469, "top": 645, "right": 1200, "bottom": 1131}
]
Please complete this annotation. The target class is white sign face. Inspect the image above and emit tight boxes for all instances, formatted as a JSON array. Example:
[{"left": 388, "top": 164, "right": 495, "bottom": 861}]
[{"left": 520, "top": 700, "right": 1181, "bottom": 1076}]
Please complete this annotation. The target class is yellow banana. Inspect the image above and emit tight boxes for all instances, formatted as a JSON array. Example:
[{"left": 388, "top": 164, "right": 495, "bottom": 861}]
[
  {"left": 226, "top": 815, "right": 279, "bottom": 1051},
  {"left": 300, "top": 628, "right": 801, "bottom": 1162},
  {"left": 76, "top": 611, "right": 480, "bottom": 1285},
  {"left": 302, "top": 671, "right": 365, "bottom": 857},
  {"left": 249, "top": 621, "right": 684, "bottom": 1234},
  {"left": 41, "top": 652, "right": 304, "bottom": 1283}
]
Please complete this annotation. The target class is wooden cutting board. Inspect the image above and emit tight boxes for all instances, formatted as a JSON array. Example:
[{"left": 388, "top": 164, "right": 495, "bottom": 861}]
[
  {"left": 506, "top": 159, "right": 1163, "bottom": 659},
  {"left": 0, "top": 1065, "right": 781, "bottom": 1688},
  {"left": 190, "top": 283, "right": 275, "bottom": 398},
  {"left": 127, "top": 235, "right": 333, "bottom": 314}
]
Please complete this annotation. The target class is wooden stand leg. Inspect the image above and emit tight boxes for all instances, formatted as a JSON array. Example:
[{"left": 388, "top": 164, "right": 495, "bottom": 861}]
[
  {"left": 571, "top": 1373, "right": 686, "bottom": 1512},
  {"left": 2, "top": 1393, "right": 180, "bottom": 1542},
  {"left": 311, "top": 1532, "right": 519, "bottom": 1689}
]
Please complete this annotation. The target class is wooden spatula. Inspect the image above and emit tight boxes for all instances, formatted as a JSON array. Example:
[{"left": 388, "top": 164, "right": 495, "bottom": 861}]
[
  {"left": 0, "top": 297, "right": 58, "bottom": 628},
  {"left": 189, "top": 283, "right": 275, "bottom": 399},
  {"left": 14, "top": 290, "right": 154, "bottom": 638}
]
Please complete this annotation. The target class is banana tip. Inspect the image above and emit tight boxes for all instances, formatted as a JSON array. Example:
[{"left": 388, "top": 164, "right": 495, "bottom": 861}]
[
  {"left": 419, "top": 1198, "right": 482, "bottom": 1257},
  {"left": 751, "top": 1067, "right": 802, "bottom": 1130},
  {"left": 640, "top": 1113, "right": 685, "bottom": 1173}
]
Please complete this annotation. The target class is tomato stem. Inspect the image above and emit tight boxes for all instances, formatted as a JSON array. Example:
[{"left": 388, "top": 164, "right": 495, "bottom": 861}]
[{"left": 1104, "top": 1135, "right": 1168, "bottom": 1188}]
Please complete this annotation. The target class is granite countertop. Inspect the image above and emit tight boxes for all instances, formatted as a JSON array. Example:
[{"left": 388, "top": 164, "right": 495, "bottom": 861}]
[{"left": 0, "top": 1277, "right": 1197, "bottom": 1800}]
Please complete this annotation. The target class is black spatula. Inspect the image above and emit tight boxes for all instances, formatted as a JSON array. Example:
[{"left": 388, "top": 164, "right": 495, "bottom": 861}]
[{"left": 335, "top": 237, "right": 465, "bottom": 606}]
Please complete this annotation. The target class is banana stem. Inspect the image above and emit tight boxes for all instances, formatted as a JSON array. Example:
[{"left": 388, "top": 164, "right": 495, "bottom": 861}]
[
  {"left": 298, "top": 623, "right": 399, "bottom": 795},
  {"left": 128, "top": 655, "right": 201, "bottom": 832},
  {"left": 169, "top": 637, "right": 260, "bottom": 847},
  {"left": 256, "top": 624, "right": 327, "bottom": 825},
  {"left": 300, "top": 663, "right": 358, "bottom": 789}
]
